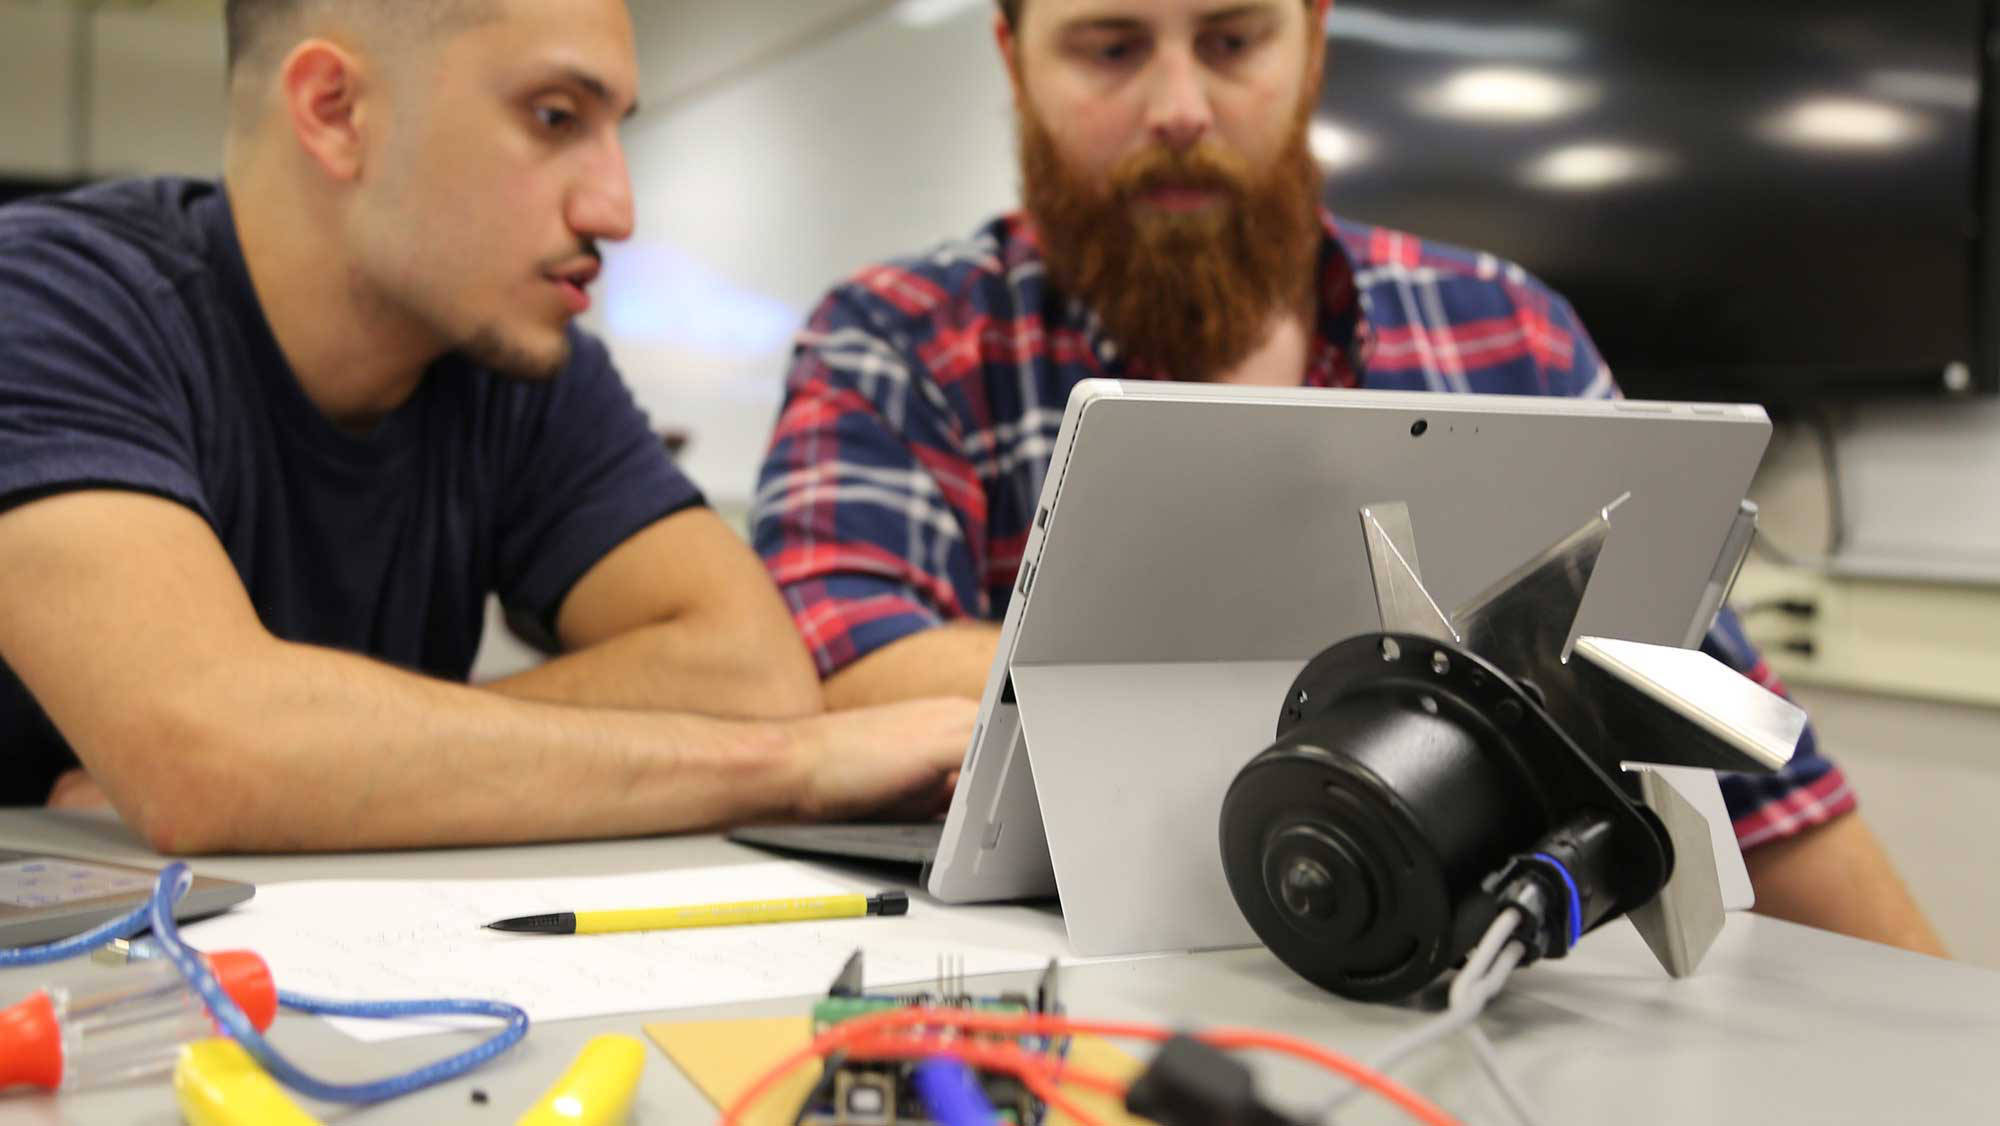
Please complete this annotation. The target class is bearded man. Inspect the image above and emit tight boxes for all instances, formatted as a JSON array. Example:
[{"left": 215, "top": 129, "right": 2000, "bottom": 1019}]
[{"left": 751, "top": 0, "right": 1948, "bottom": 955}]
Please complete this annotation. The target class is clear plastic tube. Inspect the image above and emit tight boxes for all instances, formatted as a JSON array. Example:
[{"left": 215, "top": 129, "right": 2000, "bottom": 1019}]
[{"left": 0, "top": 950, "right": 274, "bottom": 1092}]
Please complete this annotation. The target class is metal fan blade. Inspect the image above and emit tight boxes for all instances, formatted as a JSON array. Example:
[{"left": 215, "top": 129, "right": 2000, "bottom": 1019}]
[
  {"left": 1448, "top": 494, "right": 1629, "bottom": 738},
  {"left": 1626, "top": 768, "right": 1727, "bottom": 977},
  {"left": 1359, "top": 503, "right": 1458, "bottom": 642},
  {"left": 1570, "top": 637, "right": 1802, "bottom": 774}
]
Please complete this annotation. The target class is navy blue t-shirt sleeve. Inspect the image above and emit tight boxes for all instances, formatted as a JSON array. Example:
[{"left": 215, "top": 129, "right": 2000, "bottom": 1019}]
[
  {"left": 492, "top": 330, "right": 705, "bottom": 641},
  {"left": 0, "top": 230, "right": 209, "bottom": 521}
]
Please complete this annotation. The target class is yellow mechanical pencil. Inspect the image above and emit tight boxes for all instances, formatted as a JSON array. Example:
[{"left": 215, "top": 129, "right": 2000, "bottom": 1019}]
[{"left": 482, "top": 890, "right": 909, "bottom": 935}]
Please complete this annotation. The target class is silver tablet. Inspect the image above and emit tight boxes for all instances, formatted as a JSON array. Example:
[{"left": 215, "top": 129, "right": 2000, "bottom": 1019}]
[
  {"left": 925, "top": 381, "right": 1771, "bottom": 954},
  {"left": 0, "top": 850, "right": 254, "bottom": 947},
  {"left": 737, "top": 380, "right": 1771, "bottom": 955}
]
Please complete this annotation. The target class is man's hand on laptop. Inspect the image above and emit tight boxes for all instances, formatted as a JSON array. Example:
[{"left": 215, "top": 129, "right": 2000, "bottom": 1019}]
[{"left": 788, "top": 698, "right": 977, "bottom": 822}]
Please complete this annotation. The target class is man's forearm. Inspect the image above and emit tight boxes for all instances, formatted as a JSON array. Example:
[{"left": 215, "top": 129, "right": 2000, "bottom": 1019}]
[
  {"left": 822, "top": 623, "right": 1001, "bottom": 711},
  {"left": 1745, "top": 811, "right": 1949, "bottom": 957},
  {"left": 115, "top": 640, "right": 808, "bottom": 854},
  {"left": 0, "top": 492, "right": 954, "bottom": 850},
  {"left": 480, "top": 506, "right": 823, "bottom": 719},
  {"left": 483, "top": 609, "right": 822, "bottom": 719}
]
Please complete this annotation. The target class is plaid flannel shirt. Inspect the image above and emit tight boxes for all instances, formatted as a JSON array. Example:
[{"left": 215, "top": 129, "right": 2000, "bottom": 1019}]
[{"left": 753, "top": 211, "right": 1854, "bottom": 848}]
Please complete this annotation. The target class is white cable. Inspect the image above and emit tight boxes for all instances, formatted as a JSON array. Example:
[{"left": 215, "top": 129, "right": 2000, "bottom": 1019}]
[
  {"left": 1453, "top": 941, "right": 1549, "bottom": 1126},
  {"left": 1448, "top": 911, "right": 1522, "bottom": 1010},
  {"left": 1465, "top": 1016, "right": 1546, "bottom": 1126},
  {"left": 1446, "top": 943, "right": 1549, "bottom": 1126},
  {"left": 1313, "top": 910, "right": 1521, "bottom": 1123}
]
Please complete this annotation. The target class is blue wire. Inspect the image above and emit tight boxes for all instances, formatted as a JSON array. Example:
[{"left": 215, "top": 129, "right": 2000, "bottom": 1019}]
[
  {"left": 1529, "top": 851, "right": 1584, "bottom": 951},
  {"left": 1, "top": 863, "right": 528, "bottom": 1104},
  {"left": 146, "top": 864, "right": 529, "bottom": 1104},
  {"left": 0, "top": 900, "right": 154, "bottom": 968}
]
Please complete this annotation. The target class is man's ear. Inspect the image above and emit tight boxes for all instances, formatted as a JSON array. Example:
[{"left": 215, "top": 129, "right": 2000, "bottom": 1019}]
[
  {"left": 279, "top": 39, "right": 370, "bottom": 182},
  {"left": 994, "top": 12, "right": 1025, "bottom": 103}
]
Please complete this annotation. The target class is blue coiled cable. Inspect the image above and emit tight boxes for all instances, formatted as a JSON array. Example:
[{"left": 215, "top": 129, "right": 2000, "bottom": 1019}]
[{"left": 2, "top": 862, "right": 528, "bottom": 1104}]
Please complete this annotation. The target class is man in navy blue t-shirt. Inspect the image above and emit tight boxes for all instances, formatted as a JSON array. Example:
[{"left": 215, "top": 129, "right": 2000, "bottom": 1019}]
[{"left": 0, "top": 0, "right": 976, "bottom": 851}]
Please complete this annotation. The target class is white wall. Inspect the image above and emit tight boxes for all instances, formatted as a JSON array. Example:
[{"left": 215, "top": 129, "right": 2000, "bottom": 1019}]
[
  {"left": 599, "top": 0, "right": 1015, "bottom": 507},
  {"left": 628, "top": 0, "right": 888, "bottom": 111},
  {"left": 0, "top": 1, "right": 82, "bottom": 177},
  {"left": 89, "top": 5, "right": 227, "bottom": 178},
  {"left": 0, "top": 0, "right": 223, "bottom": 181}
]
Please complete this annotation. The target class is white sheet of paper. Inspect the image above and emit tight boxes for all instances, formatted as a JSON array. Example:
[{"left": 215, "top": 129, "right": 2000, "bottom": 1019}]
[{"left": 179, "top": 861, "right": 1077, "bottom": 1042}]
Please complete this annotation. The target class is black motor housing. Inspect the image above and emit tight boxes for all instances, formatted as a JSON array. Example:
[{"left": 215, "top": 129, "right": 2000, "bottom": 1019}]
[{"left": 1219, "top": 633, "right": 1672, "bottom": 1002}]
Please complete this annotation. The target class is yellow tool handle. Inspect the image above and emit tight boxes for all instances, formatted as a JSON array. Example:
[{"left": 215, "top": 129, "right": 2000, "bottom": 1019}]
[
  {"left": 573, "top": 893, "right": 869, "bottom": 934},
  {"left": 517, "top": 1034, "right": 646, "bottom": 1126},
  {"left": 174, "top": 1038, "right": 322, "bottom": 1126}
]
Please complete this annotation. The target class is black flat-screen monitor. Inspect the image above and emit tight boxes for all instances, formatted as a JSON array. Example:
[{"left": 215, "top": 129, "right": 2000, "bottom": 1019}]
[{"left": 1316, "top": 0, "right": 1995, "bottom": 402}]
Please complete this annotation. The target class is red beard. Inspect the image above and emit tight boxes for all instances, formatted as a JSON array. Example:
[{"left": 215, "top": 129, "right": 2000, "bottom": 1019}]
[{"left": 1018, "top": 95, "right": 1323, "bottom": 381}]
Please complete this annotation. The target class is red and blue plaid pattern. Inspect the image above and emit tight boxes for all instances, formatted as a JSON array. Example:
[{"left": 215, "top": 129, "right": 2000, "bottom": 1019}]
[{"left": 753, "top": 211, "right": 1852, "bottom": 847}]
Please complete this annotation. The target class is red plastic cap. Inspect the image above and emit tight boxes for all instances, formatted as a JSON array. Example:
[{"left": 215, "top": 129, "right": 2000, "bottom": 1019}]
[
  {"left": 208, "top": 950, "right": 278, "bottom": 1032},
  {"left": 0, "top": 991, "right": 63, "bottom": 1091}
]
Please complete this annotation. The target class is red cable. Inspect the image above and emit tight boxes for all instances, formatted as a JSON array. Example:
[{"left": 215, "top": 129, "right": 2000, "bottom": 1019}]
[
  {"left": 721, "top": 1029, "right": 1116, "bottom": 1125},
  {"left": 1020, "top": 1065, "right": 1108, "bottom": 1126},
  {"left": 837, "top": 1010, "right": 1460, "bottom": 1125},
  {"left": 842, "top": 1035, "right": 1115, "bottom": 1126},
  {"left": 717, "top": 1006, "right": 1464, "bottom": 1126}
]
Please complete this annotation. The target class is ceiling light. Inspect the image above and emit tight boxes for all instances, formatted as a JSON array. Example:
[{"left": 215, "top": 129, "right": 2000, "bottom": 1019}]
[
  {"left": 1524, "top": 143, "right": 1674, "bottom": 191},
  {"left": 892, "top": 0, "right": 984, "bottom": 27},
  {"left": 1415, "top": 67, "right": 1597, "bottom": 123},
  {"left": 1762, "top": 97, "right": 1930, "bottom": 151},
  {"left": 1309, "top": 121, "right": 1373, "bottom": 171},
  {"left": 1324, "top": 5, "right": 1581, "bottom": 62}
]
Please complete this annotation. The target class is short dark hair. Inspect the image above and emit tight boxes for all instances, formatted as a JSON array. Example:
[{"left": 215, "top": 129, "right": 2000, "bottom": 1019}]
[
  {"left": 996, "top": 0, "right": 1315, "bottom": 29},
  {"left": 223, "top": 0, "right": 495, "bottom": 75},
  {"left": 225, "top": 0, "right": 289, "bottom": 72}
]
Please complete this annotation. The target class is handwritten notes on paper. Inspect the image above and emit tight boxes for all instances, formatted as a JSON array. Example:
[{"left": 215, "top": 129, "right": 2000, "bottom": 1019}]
[{"left": 179, "top": 861, "right": 1074, "bottom": 1042}]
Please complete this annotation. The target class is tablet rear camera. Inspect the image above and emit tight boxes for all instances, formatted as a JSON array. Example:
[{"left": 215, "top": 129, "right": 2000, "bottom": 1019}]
[{"left": 1410, "top": 419, "right": 1428, "bottom": 437}]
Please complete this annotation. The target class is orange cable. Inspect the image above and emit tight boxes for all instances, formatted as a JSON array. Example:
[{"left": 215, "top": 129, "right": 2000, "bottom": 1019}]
[
  {"left": 719, "top": 1005, "right": 1464, "bottom": 1126},
  {"left": 825, "top": 1009, "right": 1461, "bottom": 1126}
]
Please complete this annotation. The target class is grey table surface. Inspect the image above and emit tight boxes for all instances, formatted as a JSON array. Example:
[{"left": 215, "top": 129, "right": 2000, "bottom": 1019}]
[{"left": 0, "top": 808, "right": 1994, "bottom": 1126}]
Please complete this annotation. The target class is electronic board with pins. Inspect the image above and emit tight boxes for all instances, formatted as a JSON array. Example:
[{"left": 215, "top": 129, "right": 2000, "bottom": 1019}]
[{"left": 793, "top": 950, "right": 1063, "bottom": 1125}]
